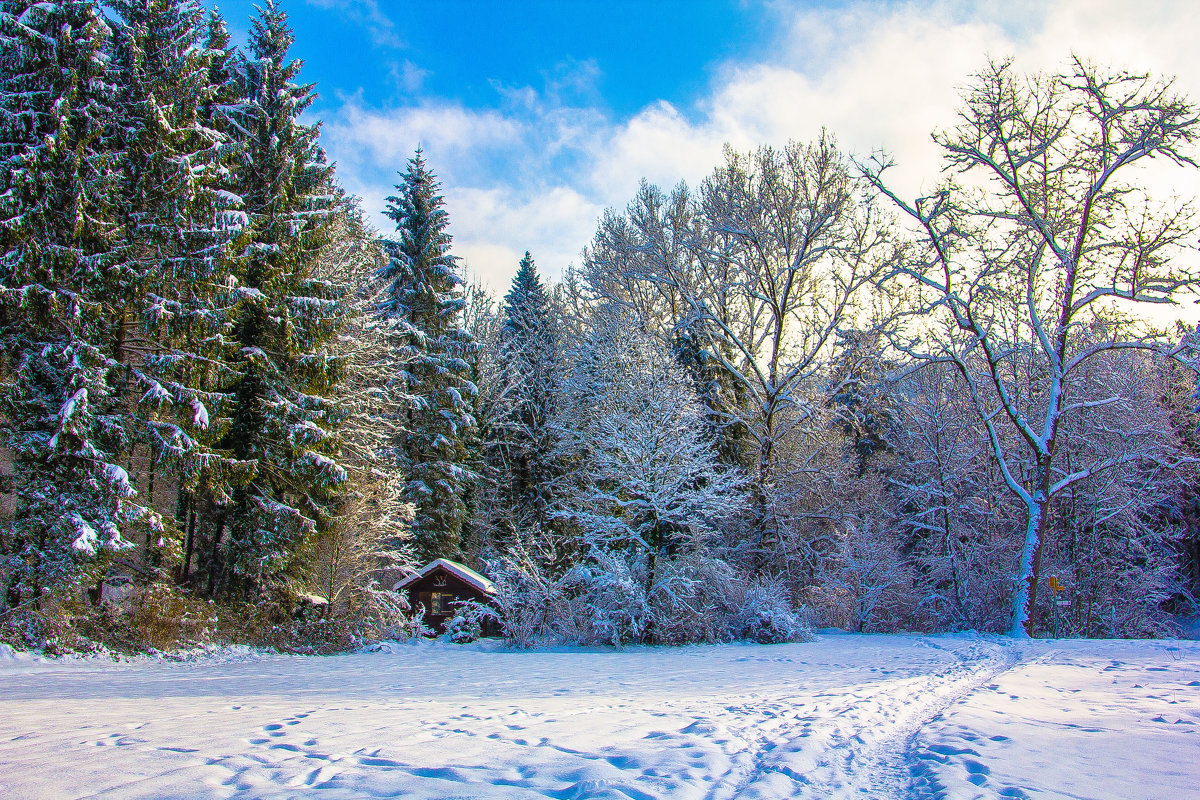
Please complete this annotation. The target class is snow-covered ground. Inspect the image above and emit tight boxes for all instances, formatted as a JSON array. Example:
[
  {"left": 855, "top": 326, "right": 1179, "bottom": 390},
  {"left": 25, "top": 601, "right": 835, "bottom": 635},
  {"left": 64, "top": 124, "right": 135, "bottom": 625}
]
[{"left": 1, "top": 633, "right": 1196, "bottom": 799}]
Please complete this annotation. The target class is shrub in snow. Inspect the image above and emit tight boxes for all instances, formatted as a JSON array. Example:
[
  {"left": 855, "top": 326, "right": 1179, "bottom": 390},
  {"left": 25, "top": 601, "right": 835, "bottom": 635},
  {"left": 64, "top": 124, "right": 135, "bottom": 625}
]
[
  {"left": 647, "top": 555, "right": 743, "bottom": 645},
  {"left": 129, "top": 585, "right": 219, "bottom": 649},
  {"left": 349, "top": 583, "right": 430, "bottom": 642},
  {"left": 444, "top": 612, "right": 478, "bottom": 644},
  {"left": 444, "top": 600, "right": 495, "bottom": 644},
  {"left": 560, "top": 552, "right": 651, "bottom": 647},
  {"left": 485, "top": 548, "right": 819, "bottom": 647},
  {"left": 731, "top": 581, "right": 813, "bottom": 644},
  {"left": 486, "top": 553, "right": 559, "bottom": 648},
  {"left": 487, "top": 548, "right": 660, "bottom": 647}
]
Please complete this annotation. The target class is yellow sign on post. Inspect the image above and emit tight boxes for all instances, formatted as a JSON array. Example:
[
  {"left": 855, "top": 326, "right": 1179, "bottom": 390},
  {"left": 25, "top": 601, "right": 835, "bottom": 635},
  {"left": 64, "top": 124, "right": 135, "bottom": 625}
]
[{"left": 1047, "top": 575, "right": 1067, "bottom": 638}]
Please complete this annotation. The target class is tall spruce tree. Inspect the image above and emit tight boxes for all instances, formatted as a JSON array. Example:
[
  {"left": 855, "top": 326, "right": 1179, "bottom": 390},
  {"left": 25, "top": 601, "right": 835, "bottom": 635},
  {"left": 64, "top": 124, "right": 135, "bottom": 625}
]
[
  {"left": 0, "top": 0, "right": 143, "bottom": 603},
  {"left": 213, "top": 0, "right": 347, "bottom": 598},
  {"left": 174, "top": 7, "right": 251, "bottom": 586},
  {"left": 671, "top": 313, "right": 753, "bottom": 471},
  {"left": 491, "top": 252, "right": 560, "bottom": 545},
  {"left": 376, "top": 150, "right": 477, "bottom": 563},
  {"left": 107, "top": 0, "right": 245, "bottom": 572}
]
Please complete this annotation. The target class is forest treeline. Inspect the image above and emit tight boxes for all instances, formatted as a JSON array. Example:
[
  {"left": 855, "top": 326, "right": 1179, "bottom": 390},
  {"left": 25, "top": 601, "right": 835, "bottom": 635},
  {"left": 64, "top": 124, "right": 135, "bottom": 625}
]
[{"left": 2, "top": 0, "right": 1199, "bottom": 653}]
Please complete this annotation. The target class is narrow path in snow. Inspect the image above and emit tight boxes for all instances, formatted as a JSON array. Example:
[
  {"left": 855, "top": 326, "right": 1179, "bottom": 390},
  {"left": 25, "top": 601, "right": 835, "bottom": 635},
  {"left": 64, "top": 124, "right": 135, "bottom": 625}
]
[
  {"left": 855, "top": 638, "right": 1026, "bottom": 799},
  {"left": 703, "top": 637, "right": 1025, "bottom": 800}
]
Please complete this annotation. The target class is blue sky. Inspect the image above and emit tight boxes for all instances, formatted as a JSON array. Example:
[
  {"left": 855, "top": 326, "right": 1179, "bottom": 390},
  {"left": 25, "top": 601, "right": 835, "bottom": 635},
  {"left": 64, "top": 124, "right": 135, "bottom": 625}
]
[
  {"left": 213, "top": 0, "right": 1200, "bottom": 294},
  {"left": 221, "top": 1, "right": 775, "bottom": 119}
]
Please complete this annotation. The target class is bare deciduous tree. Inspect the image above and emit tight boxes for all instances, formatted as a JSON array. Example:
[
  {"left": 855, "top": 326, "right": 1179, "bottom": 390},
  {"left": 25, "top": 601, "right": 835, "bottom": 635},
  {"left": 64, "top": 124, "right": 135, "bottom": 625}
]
[
  {"left": 862, "top": 57, "right": 1200, "bottom": 635},
  {"left": 585, "top": 138, "right": 894, "bottom": 565}
]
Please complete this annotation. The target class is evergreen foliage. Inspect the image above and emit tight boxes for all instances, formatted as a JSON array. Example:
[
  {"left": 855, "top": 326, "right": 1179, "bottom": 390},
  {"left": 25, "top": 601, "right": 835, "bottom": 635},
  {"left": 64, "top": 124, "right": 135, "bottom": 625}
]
[
  {"left": 107, "top": 0, "right": 246, "bottom": 573},
  {"left": 0, "top": 0, "right": 141, "bottom": 603},
  {"left": 671, "top": 313, "right": 753, "bottom": 470},
  {"left": 377, "top": 150, "right": 477, "bottom": 563},
  {"left": 214, "top": 0, "right": 348, "bottom": 597},
  {"left": 827, "top": 328, "right": 896, "bottom": 476},
  {"left": 490, "top": 252, "right": 560, "bottom": 545}
]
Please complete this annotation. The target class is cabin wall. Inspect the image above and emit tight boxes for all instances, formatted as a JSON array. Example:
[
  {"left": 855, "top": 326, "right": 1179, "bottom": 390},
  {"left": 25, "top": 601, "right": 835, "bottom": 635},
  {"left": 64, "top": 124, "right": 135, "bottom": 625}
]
[{"left": 403, "top": 569, "right": 495, "bottom": 634}]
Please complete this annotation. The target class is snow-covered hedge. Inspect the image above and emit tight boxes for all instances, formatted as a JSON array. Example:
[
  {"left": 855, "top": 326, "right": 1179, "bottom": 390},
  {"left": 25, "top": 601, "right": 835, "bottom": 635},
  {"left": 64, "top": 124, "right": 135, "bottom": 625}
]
[
  {"left": 485, "top": 551, "right": 812, "bottom": 647},
  {"left": 731, "top": 581, "right": 813, "bottom": 644}
]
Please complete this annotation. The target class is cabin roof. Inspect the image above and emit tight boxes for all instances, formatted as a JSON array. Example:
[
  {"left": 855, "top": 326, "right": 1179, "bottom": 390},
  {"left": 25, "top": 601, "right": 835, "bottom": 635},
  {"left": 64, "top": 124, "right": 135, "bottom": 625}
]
[{"left": 393, "top": 558, "right": 497, "bottom": 596}]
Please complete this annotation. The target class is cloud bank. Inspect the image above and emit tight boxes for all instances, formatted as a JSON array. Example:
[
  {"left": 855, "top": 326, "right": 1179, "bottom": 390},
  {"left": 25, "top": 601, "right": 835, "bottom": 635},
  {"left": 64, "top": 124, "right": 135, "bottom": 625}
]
[{"left": 318, "top": 0, "right": 1200, "bottom": 295}]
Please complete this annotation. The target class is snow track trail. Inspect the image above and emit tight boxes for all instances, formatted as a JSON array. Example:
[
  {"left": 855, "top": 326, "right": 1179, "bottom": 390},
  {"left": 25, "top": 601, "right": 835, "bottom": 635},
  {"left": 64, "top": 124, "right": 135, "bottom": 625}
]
[
  {"left": 696, "top": 638, "right": 1024, "bottom": 799},
  {"left": 3, "top": 635, "right": 1197, "bottom": 800}
]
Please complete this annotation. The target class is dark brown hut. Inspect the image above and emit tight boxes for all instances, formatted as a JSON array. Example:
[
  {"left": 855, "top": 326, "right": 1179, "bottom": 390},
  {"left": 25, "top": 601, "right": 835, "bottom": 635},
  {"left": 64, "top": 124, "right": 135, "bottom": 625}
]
[{"left": 394, "top": 558, "right": 498, "bottom": 635}]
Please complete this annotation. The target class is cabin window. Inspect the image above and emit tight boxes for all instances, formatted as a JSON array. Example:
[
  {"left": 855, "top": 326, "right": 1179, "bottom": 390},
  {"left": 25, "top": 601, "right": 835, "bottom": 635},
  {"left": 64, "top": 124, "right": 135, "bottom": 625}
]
[{"left": 431, "top": 592, "right": 455, "bottom": 615}]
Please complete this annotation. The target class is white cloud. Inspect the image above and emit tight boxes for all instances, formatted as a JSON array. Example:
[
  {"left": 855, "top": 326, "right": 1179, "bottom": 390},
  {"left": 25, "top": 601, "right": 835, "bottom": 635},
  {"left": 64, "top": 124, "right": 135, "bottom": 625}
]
[
  {"left": 324, "top": 103, "right": 522, "bottom": 172},
  {"left": 305, "top": 0, "right": 402, "bottom": 49},
  {"left": 320, "top": 0, "right": 1200, "bottom": 299},
  {"left": 388, "top": 59, "right": 429, "bottom": 94},
  {"left": 449, "top": 186, "right": 603, "bottom": 286}
]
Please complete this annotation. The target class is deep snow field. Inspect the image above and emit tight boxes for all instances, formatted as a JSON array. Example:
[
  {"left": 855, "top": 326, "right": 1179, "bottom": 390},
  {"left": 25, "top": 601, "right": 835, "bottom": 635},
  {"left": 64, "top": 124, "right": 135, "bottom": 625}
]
[{"left": 1, "top": 633, "right": 1197, "bottom": 799}]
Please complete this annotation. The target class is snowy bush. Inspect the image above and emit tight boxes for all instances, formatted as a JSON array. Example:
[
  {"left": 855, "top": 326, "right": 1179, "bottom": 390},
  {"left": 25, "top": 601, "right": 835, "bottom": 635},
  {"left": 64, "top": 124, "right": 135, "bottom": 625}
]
[
  {"left": 647, "top": 555, "right": 742, "bottom": 645},
  {"left": 350, "top": 581, "right": 421, "bottom": 641},
  {"left": 487, "top": 553, "right": 560, "bottom": 648},
  {"left": 445, "top": 600, "right": 496, "bottom": 644},
  {"left": 485, "top": 546, "right": 819, "bottom": 648},
  {"left": 0, "top": 597, "right": 88, "bottom": 656},
  {"left": 130, "top": 585, "right": 219, "bottom": 649},
  {"left": 731, "top": 580, "right": 813, "bottom": 644},
  {"left": 444, "top": 611, "right": 479, "bottom": 644},
  {"left": 560, "top": 552, "right": 651, "bottom": 647}
]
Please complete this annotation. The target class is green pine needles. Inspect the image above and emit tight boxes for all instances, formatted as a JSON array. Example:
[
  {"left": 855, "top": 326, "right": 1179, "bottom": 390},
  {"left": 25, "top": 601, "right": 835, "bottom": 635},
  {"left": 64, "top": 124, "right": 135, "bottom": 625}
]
[{"left": 377, "top": 150, "right": 478, "bottom": 563}]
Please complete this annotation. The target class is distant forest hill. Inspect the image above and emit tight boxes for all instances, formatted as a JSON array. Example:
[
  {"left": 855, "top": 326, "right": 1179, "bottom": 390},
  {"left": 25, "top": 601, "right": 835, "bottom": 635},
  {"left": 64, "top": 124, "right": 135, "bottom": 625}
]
[{"left": 1, "top": 0, "right": 1198, "bottom": 654}]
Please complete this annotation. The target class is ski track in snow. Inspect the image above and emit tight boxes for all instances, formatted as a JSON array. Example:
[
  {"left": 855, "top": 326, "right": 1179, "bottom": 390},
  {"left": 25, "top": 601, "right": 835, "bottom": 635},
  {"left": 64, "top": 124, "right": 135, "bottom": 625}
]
[
  {"left": 696, "top": 637, "right": 1025, "bottom": 799},
  {"left": 1, "top": 634, "right": 1197, "bottom": 799}
]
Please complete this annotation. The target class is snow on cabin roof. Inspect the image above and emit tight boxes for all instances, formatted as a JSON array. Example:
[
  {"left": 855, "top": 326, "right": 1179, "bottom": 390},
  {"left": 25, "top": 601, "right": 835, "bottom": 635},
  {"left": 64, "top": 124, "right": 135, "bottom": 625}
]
[{"left": 393, "top": 558, "right": 497, "bottom": 596}]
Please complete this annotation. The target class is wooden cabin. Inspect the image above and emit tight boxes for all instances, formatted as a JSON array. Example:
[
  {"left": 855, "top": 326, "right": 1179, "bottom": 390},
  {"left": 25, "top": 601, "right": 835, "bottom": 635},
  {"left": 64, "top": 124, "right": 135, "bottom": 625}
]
[{"left": 394, "top": 558, "right": 498, "bottom": 635}]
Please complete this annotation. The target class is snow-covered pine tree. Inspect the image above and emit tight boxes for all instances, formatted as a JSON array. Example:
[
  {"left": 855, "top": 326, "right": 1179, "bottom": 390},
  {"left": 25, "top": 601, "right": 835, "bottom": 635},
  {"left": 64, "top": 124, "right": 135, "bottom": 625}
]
[
  {"left": 0, "top": 0, "right": 144, "bottom": 604},
  {"left": 106, "top": 0, "right": 246, "bottom": 573},
  {"left": 827, "top": 328, "right": 896, "bottom": 477},
  {"left": 171, "top": 5, "right": 251, "bottom": 588},
  {"left": 213, "top": 0, "right": 348, "bottom": 599},
  {"left": 376, "top": 149, "right": 477, "bottom": 563},
  {"left": 490, "top": 252, "right": 560, "bottom": 546}
]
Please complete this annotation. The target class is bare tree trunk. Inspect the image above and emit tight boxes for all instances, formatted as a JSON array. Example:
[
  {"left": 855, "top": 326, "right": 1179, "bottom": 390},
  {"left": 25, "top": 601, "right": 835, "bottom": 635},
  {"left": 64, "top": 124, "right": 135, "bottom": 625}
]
[
  {"left": 1010, "top": 490, "right": 1049, "bottom": 637},
  {"left": 180, "top": 498, "right": 196, "bottom": 583}
]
